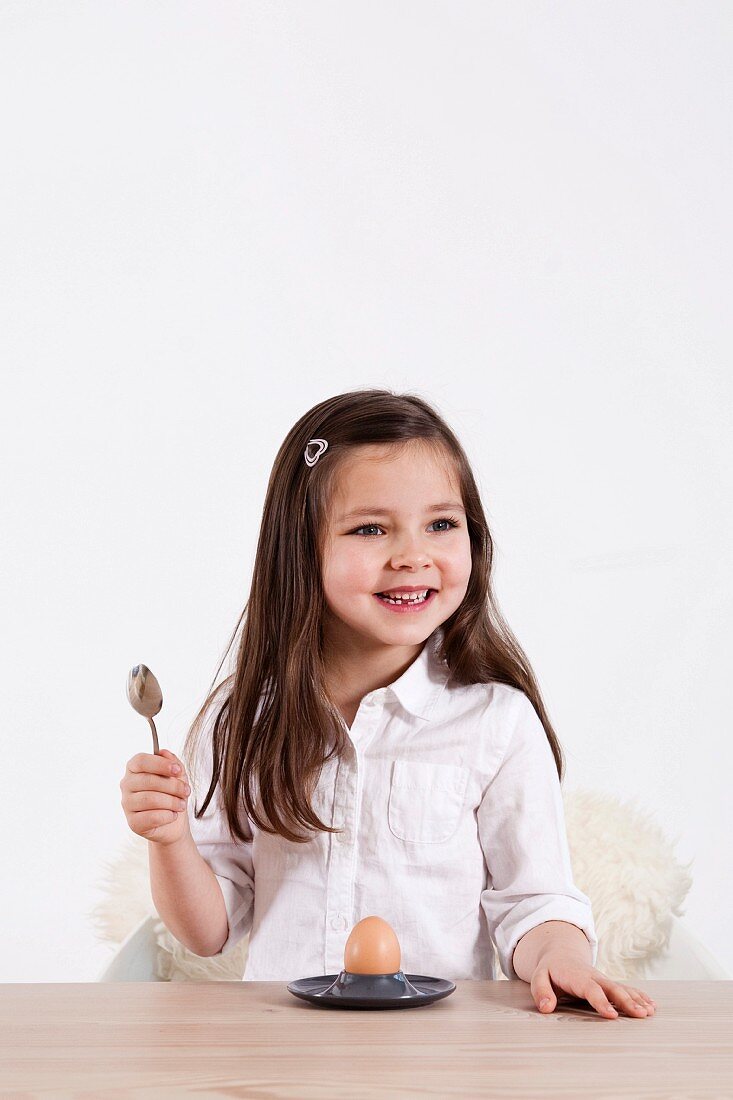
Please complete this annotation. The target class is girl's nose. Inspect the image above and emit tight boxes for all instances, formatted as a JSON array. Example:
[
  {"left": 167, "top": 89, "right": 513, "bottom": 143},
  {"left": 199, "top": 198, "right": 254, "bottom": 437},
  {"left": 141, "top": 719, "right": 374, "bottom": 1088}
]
[{"left": 390, "top": 546, "right": 431, "bottom": 569}]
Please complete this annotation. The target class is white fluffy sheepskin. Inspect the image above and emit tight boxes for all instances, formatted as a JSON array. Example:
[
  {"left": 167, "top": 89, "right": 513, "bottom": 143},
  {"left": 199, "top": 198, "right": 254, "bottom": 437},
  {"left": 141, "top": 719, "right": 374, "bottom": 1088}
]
[{"left": 90, "top": 787, "right": 692, "bottom": 982}]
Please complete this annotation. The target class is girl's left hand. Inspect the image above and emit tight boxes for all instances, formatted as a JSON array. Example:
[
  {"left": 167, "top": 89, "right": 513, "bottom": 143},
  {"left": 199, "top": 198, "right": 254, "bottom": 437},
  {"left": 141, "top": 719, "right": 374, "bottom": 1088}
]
[{"left": 531, "top": 953, "right": 657, "bottom": 1018}]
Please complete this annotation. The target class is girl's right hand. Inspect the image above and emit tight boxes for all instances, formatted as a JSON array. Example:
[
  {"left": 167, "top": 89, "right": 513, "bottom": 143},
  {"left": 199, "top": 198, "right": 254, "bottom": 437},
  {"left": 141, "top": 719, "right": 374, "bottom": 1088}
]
[{"left": 120, "top": 748, "right": 192, "bottom": 846}]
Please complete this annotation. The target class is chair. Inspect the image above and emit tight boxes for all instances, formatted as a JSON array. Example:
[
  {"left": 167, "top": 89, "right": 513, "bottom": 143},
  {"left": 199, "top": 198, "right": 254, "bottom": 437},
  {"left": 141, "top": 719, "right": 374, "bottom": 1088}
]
[
  {"left": 98, "top": 916, "right": 161, "bottom": 982},
  {"left": 95, "top": 911, "right": 729, "bottom": 983},
  {"left": 93, "top": 787, "right": 729, "bottom": 982}
]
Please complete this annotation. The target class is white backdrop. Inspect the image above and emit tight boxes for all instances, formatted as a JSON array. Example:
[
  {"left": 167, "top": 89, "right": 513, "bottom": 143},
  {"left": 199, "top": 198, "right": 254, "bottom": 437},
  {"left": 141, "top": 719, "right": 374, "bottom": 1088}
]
[{"left": 1, "top": 1, "right": 730, "bottom": 983}]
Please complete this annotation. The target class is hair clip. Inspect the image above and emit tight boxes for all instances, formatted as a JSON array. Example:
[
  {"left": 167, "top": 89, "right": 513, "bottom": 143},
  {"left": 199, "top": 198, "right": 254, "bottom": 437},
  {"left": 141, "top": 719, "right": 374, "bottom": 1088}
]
[{"left": 304, "top": 438, "right": 328, "bottom": 467}]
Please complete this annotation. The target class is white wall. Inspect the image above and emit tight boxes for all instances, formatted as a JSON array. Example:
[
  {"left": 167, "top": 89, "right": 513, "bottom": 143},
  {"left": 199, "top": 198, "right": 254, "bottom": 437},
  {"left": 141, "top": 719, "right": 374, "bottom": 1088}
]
[{"left": 1, "top": 1, "right": 730, "bottom": 982}]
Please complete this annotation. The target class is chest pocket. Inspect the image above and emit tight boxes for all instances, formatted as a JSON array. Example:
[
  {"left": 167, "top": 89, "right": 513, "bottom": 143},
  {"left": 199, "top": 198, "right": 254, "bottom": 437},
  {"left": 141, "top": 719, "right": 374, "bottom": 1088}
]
[{"left": 387, "top": 758, "right": 470, "bottom": 843}]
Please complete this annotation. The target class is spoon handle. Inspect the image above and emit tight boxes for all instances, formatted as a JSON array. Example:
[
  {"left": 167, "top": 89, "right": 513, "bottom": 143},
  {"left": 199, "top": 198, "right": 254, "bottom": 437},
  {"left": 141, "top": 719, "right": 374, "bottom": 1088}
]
[{"left": 148, "top": 716, "right": 160, "bottom": 756}]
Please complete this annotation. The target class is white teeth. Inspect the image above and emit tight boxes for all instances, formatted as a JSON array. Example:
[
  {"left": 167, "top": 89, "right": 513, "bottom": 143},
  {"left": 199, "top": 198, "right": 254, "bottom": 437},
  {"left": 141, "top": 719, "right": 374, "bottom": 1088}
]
[{"left": 377, "top": 590, "right": 430, "bottom": 605}]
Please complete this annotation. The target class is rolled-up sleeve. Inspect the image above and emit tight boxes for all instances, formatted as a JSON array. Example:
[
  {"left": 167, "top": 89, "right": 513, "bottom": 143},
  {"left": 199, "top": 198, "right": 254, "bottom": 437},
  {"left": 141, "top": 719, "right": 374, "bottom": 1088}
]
[
  {"left": 478, "top": 691, "right": 598, "bottom": 980},
  {"left": 186, "top": 706, "right": 255, "bottom": 957}
]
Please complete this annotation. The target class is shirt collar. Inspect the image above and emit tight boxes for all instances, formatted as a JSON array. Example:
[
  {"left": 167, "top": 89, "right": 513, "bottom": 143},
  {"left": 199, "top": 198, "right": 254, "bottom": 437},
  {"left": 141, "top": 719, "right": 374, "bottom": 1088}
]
[{"left": 384, "top": 625, "right": 450, "bottom": 721}]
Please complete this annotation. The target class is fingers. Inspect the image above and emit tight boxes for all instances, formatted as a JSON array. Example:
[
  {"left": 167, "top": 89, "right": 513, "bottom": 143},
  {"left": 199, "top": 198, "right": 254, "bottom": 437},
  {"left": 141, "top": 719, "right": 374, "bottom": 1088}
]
[
  {"left": 629, "top": 985, "right": 657, "bottom": 1009},
  {"left": 587, "top": 982, "right": 656, "bottom": 1018},
  {"left": 604, "top": 982, "right": 655, "bottom": 1017},
  {"left": 622, "top": 985, "right": 657, "bottom": 1013},
  {"left": 132, "top": 808, "right": 181, "bottom": 830},
  {"left": 129, "top": 750, "right": 184, "bottom": 778},
  {"left": 534, "top": 976, "right": 657, "bottom": 1019},
  {"left": 127, "top": 788, "right": 190, "bottom": 813},
  {"left": 120, "top": 750, "right": 191, "bottom": 804},
  {"left": 123, "top": 751, "right": 189, "bottom": 784},
  {"left": 583, "top": 983, "right": 619, "bottom": 1018}
]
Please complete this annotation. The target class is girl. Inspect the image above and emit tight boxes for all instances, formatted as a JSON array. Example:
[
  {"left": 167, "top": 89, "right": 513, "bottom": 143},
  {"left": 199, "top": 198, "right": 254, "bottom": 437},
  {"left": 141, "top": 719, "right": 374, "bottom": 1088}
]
[{"left": 121, "top": 388, "right": 656, "bottom": 1019}]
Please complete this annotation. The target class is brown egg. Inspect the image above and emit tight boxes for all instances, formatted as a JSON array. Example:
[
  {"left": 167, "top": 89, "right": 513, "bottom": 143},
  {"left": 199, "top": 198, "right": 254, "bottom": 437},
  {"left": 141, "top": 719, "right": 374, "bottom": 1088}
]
[{"left": 343, "top": 916, "right": 401, "bottom": 975}]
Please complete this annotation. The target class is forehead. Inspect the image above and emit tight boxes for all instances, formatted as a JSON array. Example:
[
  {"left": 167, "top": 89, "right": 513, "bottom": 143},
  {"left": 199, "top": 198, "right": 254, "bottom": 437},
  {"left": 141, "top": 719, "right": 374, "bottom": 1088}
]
[{"left": 330, "top": 442, "right": 461, "bottom": 507}]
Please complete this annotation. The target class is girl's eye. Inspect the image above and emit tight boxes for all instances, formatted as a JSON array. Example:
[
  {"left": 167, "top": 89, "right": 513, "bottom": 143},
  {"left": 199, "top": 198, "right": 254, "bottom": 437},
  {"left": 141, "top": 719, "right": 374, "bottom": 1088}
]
[{"left": 350, "top": 517, "right": 461, "bottom": 538}]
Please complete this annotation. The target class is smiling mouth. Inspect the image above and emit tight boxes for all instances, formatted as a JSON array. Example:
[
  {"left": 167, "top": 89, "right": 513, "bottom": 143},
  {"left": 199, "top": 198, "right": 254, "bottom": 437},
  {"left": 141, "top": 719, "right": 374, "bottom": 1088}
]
[{"left": 373, "top": 589, "right": 437, "bottom": 607}]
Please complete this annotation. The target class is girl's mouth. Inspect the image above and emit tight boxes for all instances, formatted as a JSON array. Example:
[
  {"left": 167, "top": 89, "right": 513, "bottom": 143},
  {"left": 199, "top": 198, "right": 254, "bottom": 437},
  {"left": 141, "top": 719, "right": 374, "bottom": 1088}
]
[{"left": 372, "top": 589, "right": 438, "bottom": 613}]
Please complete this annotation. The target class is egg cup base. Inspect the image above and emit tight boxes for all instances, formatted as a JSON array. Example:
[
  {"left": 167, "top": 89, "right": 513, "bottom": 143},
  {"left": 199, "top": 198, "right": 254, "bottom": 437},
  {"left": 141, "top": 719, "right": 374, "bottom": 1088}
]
[
  {"left": 287, "top": 970, "right": 456, "bottom": 1010},
  {"left": 325, "top": 969, "right": 419, "bottom": 1000}
]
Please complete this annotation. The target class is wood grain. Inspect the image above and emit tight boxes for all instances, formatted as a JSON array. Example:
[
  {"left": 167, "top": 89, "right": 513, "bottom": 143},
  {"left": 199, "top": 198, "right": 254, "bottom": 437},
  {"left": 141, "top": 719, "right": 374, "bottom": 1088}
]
[{"left": 1, "top": 981, "right": 731, "bottom": 1097}]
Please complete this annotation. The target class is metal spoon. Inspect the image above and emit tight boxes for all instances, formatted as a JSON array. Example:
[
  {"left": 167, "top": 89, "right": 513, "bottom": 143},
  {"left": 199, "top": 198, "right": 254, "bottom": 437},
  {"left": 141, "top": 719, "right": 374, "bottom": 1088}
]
[{"left": 126, "top": 664, "right": 163, "bottom": 755}]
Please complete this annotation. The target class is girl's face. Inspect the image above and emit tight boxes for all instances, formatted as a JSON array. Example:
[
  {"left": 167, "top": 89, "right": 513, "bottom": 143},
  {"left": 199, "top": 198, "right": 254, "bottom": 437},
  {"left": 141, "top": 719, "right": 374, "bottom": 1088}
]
[{"left": 322, "top": 443, "right": 473, "bottom": 649}]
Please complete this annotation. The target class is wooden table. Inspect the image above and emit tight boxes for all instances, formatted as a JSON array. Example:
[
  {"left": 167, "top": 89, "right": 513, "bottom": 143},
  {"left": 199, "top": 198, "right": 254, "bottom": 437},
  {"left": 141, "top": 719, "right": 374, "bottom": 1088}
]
[{"left": 1, "top": 981, "right": 731, "bottom": 1097}]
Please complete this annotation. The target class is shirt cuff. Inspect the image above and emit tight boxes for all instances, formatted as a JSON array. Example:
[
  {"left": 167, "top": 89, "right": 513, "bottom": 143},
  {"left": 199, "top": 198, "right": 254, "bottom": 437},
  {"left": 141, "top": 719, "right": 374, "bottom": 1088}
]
[{"left": 205, "top": 874, "right": 254, "bottom": 958}]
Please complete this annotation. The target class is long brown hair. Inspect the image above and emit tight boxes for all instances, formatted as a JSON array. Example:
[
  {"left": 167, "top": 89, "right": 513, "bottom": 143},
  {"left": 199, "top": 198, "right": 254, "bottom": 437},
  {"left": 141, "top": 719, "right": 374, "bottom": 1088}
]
[{"left": 183, "top": 388, "right": 565, "bottom": 844}]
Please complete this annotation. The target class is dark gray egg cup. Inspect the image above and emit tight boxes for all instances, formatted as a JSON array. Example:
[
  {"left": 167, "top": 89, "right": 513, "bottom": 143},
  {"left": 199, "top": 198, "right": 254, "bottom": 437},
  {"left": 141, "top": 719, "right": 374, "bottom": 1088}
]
[{"left": 287, "top": 968, "right": 456, "bottom": 1009}]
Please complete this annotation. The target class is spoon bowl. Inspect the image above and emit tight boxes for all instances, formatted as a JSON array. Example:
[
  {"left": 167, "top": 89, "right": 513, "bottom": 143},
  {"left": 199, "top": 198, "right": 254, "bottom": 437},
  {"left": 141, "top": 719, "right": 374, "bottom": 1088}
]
[{"left": 126, "top": 664, "right": 163, "bottom": 755}]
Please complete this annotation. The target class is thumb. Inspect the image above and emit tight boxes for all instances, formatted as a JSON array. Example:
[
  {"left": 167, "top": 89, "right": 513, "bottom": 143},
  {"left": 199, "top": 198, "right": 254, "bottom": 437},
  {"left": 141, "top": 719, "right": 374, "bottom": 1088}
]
[{"left": 531, "top": 970, "right": 556, "bottom": 1013}]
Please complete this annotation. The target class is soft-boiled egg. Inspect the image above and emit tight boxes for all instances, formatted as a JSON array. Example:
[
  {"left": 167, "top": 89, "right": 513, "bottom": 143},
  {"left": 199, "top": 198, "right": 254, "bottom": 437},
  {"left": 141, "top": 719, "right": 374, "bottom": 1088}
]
[{"left": 343, "top": 916, "right": 401, "bottom": 975}]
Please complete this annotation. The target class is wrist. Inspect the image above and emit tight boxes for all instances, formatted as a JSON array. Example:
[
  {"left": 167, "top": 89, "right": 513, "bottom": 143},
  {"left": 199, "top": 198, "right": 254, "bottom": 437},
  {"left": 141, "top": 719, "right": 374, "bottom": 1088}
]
[
  {"left": 536, "top": 943, "right": 593, "bottom": 966},
  {"left": 149, "top": 825, "right": 193, "bottom": 852},
  {"left": 512, "top": 920, "right": 592, "bottom": 981}
]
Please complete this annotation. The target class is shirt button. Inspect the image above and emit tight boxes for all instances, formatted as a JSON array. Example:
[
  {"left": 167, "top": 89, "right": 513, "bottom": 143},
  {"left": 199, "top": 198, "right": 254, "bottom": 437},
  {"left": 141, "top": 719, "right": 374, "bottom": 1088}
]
[
  {"left": 339, "top": 828, "right": 351, "bottom": 844},
  {"left": 330, "top": 915, "right": 348, "bottom": 931}
]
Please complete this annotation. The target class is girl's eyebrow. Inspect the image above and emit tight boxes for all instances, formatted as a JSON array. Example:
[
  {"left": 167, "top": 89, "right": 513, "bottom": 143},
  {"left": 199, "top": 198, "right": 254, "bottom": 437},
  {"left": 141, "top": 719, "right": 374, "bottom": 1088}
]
[{"left": 339, "top": 501, "right": 466, "bottom": 521}]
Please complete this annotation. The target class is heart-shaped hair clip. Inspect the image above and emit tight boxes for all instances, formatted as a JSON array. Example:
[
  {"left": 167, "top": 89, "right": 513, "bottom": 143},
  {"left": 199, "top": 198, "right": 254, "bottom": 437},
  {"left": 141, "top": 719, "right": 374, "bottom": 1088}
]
[{"left": 304, "top": 438, "right": 329, "bottom": 467}]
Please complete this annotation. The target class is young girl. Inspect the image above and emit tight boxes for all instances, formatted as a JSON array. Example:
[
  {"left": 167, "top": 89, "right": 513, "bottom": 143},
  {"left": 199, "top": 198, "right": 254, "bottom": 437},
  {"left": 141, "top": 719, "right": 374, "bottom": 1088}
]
[{"left": 121, "top": 388, "right": 656, "bottom": 1019}]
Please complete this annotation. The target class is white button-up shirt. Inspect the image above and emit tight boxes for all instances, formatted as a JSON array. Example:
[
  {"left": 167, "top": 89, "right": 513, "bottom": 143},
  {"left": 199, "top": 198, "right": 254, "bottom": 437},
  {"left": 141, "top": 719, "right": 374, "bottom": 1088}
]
[{"left": 187, "top": 626, "right": 598, "bottom": 981}]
